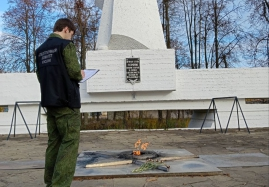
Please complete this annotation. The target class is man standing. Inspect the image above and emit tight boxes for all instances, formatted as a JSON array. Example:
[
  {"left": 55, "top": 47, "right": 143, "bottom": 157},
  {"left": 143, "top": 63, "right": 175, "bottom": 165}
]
[{"left": 36, "top": 18, "right": 85, "bottom": 187}]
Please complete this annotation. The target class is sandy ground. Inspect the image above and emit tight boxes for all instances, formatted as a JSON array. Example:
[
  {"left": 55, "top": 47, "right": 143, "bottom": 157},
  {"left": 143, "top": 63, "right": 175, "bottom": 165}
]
[{"left": 0, "top": 127, "right": 268, "bottom": 187}]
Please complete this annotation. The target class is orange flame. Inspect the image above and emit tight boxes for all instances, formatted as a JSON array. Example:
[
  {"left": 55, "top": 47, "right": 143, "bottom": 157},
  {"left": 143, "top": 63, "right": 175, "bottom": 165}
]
[
  {"left": 141, "top": 142, "right": 149, "bottom": 150},
  {"left": 133, "top": 139, "right": 149, "bottom": 156},
  {"left": 134, "top": 139, "right": 141, "bottom": 149},
  {"left": 133, "top": 150, "right": 141, "bottom": 155}
]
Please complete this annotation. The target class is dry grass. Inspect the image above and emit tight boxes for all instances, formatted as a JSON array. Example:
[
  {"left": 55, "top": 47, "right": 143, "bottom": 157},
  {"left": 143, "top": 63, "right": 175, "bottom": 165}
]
[{"left": 81, "top": 118, "right": 190, "bottom": 130}]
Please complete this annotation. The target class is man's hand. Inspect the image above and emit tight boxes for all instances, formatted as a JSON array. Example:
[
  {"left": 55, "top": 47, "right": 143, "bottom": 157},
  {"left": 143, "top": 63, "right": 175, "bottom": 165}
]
[{"left": 81, "top": 70, "right": 85, "bottom": 78}]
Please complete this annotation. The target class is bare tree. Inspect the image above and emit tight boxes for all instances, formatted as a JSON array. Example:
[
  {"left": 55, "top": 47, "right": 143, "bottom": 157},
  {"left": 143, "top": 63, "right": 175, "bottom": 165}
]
[
  {"left": 180, "top": 0, "right": 195, "bottom": 68},
  {"left": 178, "top": 0, "right": 244, "bottom": 68},
  {"left": 54, "top": 0, "right": 101, "bottom": 69},
  {"left": 0, "top": 0, "right": 54, "bottom": 72},
  {"left": 247, "top": 0, "right": 269, "bottom": 24},
  {"left": 243, "top": 0, "right": 269, "bottom": 67},
  {"left": 210, "top": 0, "right": 244, "bottom": 68},
  {"left": 158, "top": 0, "right": 188, "bottom": 68},
  {"left": 179, "top": 0, "right": 214, "bottom": 69},
  {"left": 162, "top": 0, "right": 172, "bottom": 48}
]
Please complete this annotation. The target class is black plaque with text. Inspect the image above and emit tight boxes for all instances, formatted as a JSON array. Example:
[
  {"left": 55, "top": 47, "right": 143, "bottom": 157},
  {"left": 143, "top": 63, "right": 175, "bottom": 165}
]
[{"left": 125, "top": 58, "right": 140, "bottom": 83}]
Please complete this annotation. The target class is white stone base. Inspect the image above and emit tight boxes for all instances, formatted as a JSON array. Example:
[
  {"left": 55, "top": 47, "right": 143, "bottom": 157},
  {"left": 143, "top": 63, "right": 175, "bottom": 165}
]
[{"left": 86, "top": 49, "right": 176, "bottom": 92}]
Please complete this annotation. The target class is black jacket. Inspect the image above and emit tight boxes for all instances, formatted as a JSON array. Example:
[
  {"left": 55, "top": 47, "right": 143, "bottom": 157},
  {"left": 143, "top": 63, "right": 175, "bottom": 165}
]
[{"left": 36, "top": 37, "right": 81, "bottom": 108}]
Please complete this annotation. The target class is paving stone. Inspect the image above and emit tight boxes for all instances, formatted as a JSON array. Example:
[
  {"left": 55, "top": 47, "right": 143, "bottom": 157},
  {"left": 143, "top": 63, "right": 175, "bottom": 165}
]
[
  {"left": 200, "top": 153, "right": 269, "bottom": 167},
  {"left": 0, "top": 128, "right": 268, "bottom": 187},
  {"left": 72, "top": 179, "right": 114, "bottom": 187}
]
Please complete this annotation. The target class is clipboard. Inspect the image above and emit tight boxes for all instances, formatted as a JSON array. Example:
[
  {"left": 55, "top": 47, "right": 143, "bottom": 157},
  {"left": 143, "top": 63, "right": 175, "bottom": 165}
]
[{"left": 80, "top": 69, "right": 100, "bottom": 83}]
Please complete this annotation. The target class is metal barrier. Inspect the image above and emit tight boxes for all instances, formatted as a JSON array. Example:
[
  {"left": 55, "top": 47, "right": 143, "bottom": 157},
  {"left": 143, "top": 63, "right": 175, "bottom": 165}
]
[
  {"left": 200, "top": 96, "right": 250, "bottom": 133},
  {"left": 7, "top": 101, "right": 44, "bottom": 140}
]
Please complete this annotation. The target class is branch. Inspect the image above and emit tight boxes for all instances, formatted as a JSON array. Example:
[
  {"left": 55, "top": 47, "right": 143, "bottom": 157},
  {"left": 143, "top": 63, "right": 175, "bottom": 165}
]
[{"left": 262, "top": 0, "right": 269, "bottom": 23}]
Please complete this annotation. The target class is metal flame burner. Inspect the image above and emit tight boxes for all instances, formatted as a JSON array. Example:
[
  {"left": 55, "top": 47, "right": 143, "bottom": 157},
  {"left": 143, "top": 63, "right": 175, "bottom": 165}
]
[{"left": 118, "top": 150, "right": 159, "bottom": 160}]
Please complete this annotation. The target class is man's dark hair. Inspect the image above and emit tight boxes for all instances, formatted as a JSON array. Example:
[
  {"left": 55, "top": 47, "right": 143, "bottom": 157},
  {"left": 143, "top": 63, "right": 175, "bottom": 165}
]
[{"left": 53, "top": 18, "right": 76, "bottom": 34}]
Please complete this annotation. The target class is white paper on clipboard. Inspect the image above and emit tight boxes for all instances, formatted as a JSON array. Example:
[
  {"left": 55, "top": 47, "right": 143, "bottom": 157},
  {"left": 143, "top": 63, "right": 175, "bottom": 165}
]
[{"left": 79, "top": 69, "right": 99, "bottom": 83}]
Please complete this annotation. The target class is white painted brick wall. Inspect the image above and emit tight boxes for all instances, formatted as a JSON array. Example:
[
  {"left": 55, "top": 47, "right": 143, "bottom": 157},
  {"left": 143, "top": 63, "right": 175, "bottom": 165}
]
[
  {"left": 0, "top": 68, "right": 268, "bottom": 134},
  {"left": 81, "top": 68, "right": 268, "bottom": 103},
  {"left": 176, "top": 68, "right": 269, "bottom": 99},
  {"left": 0, "top": 73, "right": 40, "bottom": 105}
]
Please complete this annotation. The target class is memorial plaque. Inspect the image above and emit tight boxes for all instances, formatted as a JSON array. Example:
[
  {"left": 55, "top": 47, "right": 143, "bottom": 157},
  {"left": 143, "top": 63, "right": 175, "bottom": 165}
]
[{"left": 125, "top": 58, "right": 140, "bottom": 83}]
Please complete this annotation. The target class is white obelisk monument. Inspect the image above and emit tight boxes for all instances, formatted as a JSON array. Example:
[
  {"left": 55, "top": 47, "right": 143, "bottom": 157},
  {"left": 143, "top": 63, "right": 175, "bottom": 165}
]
[
  {"left": 86, "top": 0, "right": 176, "bottom": 93},
  {"left": 95, "top": 0, "right": 166, "bottom": 50}
]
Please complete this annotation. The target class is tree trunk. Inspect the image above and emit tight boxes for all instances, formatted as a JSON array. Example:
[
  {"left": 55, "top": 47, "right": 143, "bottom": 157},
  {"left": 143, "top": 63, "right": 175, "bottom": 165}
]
[
  {"left": 213, "top": 0, "right": 219, "bottom": 68},
  {"left": 164, "top": 0, "right": 171, "bottom": 48},
  {"left": 166, "top": 110, "right": 171, "bottom": 126},
  {"left": 158, "top": 110, "right": 163, "bottom": 123},
  {"left": 96, "top": 112, "right": 100, "bottom": 121},
  {"left": 139, "top": 111, "right": 143, "bottom": 128},
  {"left": 83, "top": 113, "right": 88, "bottom": 126},
  {"left": 113, "top": 112, "right": 117, "bottom": 120},
  {"left": 123, "top": 111, "right": 128, "bottom": 128}
]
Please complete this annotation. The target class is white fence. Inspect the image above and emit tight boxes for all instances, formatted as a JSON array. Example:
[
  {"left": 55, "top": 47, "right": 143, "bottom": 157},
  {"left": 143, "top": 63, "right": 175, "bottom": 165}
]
[{"left": 0, "top": 67, "right": 268, "bottom": 135}]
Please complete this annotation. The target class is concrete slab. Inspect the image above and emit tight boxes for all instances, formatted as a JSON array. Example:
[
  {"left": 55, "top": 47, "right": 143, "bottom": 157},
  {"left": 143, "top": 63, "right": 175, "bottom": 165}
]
[
  {"left": 74, "top": 149, "right": 222, "bottom": 179},
  {"left": 200, "top": 153, "right": 269, "bottom": 167},
  {"left": 0, "top": 160, "right": 44, "bottom": 170}
]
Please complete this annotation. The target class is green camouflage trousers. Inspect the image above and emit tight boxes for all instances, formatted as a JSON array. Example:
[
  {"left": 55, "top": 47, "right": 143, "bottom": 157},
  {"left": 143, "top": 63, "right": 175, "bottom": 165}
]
[{"left": 44, "top": 107, "right": 81, "bottom": 187}]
